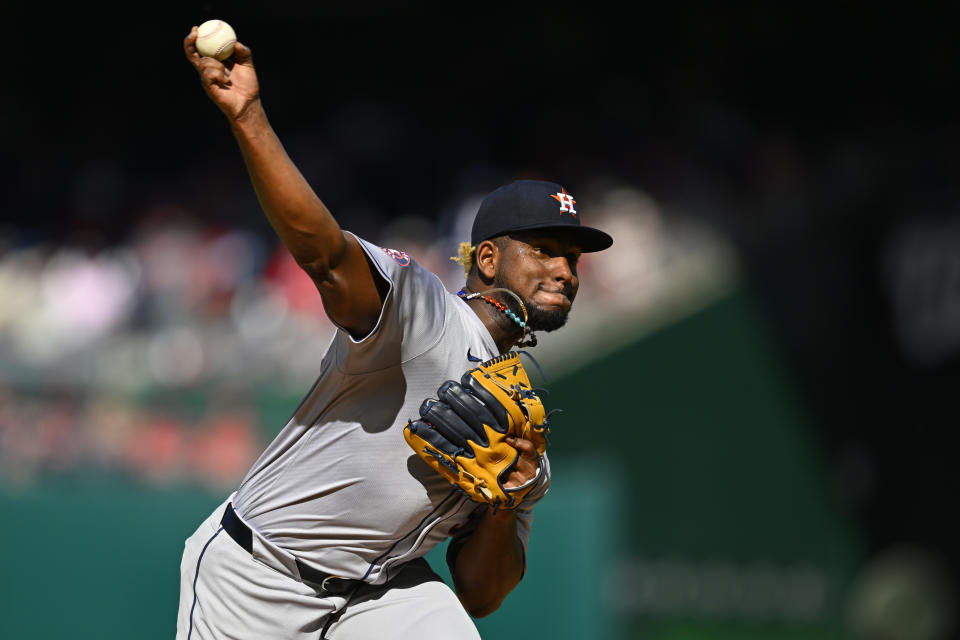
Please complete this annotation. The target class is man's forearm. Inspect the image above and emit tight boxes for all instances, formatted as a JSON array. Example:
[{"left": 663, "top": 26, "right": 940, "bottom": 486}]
[
  {"left": 451, "top": 509, "right": 525, "bottom": 618},
  {"left": 230, "top": 102, "right": 347, "bottom": 273}
]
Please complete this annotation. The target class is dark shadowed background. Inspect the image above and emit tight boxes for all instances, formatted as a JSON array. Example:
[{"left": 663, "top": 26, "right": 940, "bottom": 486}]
[{"left": 2, "top": 2, "right": 958, "bottom": 639}]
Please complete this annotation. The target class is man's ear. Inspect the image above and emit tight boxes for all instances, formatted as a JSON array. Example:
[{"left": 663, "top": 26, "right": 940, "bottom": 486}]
[{"left": 475, "top": 240, "right": 498, "bottom": 282}]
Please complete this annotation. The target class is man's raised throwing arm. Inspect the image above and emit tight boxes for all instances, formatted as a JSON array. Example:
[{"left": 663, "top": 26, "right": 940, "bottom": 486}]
[{"left": 183, "top": 27, "right": 385, "bottom": 337}]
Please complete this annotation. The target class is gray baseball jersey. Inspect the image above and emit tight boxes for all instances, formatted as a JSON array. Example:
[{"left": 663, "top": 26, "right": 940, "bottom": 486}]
[{"left": 230, "top": 234, "right": 550, "bottom": 586}]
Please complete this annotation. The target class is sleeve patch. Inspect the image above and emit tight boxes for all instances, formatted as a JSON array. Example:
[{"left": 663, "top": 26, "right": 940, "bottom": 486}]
[{"left": 383, "top": 248, "right": 411, "bottom": 267}]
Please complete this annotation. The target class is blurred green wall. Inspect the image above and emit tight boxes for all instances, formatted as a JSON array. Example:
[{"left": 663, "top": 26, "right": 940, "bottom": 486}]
[
  {"left": 542, "top": 289, "right": 862, "bottom": 639},
  {"left": 0, "top": 290, "right": 862, "bottom": 639}
]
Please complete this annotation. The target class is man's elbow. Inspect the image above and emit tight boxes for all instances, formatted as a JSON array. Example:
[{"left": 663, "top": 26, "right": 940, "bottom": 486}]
[
  {"left": 295, "top": 231, "right": 349, "bottom": 282},
  {"left": 459, "top": 593, "right": 505, "bottom": 619},
  {"left": 454, "top": 579, "right": 510, "bottom": 618}
]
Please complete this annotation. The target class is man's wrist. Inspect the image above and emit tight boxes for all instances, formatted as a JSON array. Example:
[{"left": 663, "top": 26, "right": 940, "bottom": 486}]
[
  {"left": 488, "top": 506, "right": 519, "bottom": 524},
  {"left": 229, "top": 98, "right": 267, "bottom": 134}
]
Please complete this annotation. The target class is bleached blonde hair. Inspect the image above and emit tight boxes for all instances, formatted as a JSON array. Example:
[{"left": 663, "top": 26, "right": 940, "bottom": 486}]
[{"left": 450, "top": 242, "right": 476, "bottom": 278}]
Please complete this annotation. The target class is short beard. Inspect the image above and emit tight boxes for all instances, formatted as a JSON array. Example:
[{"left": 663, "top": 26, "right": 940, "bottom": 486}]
[
  {"left": 490, "top": 276, "right": 571, "bottom": 333},
  {"left": 527, "top": 304, "right": 569, "bottom": 332}
]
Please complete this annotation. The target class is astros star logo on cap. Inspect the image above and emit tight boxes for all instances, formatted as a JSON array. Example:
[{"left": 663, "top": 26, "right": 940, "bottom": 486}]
[{"left": 550, "top": 187, "right": 577, "bottom": 216}]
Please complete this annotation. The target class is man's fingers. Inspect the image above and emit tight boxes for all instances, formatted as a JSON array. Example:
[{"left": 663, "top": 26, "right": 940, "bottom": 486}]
[
  {"left": 200, "top": 64, "right": 229, "bottom": 88},
  {"left": 183, "top": 27, "right": 201, "bottom": 66},
  {"left": 233, "top": 41, "right": 253, "bottom": 64},
  {"left": 505, "top": 436, "right": 536, "bottom": 456},
  {"left": 503, "top": 437, "right": 539, "bottom": 489}
]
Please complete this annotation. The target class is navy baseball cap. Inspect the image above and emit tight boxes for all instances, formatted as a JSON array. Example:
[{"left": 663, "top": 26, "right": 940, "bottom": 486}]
[{"left": 471, "top": 180, "right": 613, "bottom": 252}]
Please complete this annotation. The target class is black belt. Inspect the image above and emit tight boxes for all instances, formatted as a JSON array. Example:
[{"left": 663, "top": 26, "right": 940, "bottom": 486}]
[{"left": 220, "top": 502, "right": 362, "bottom": 596}]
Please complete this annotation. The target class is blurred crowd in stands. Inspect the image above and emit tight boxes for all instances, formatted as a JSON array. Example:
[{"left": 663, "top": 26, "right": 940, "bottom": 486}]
[{"left": 0, "top": 178, "right": 736, "bottom": 487}]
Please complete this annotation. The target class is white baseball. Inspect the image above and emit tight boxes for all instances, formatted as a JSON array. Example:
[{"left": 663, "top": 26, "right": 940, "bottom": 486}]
[{"left": 195, "top": 20, "right": 237, "bottom": 61}]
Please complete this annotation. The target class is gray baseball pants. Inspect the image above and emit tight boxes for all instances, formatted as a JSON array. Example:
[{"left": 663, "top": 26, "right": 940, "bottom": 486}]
[{"left": 176, "top": 495, "right": 481, "bottom": 639}]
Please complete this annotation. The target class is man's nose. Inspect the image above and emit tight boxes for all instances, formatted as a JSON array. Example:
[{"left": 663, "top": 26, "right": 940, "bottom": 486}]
[{"left": 551, "top": 256, "right": 576, "bottom": 284}]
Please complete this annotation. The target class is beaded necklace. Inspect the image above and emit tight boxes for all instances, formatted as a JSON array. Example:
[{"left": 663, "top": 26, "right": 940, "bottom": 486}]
[{"left": 457, "top": 287, "right": 538, "bottom": 348}]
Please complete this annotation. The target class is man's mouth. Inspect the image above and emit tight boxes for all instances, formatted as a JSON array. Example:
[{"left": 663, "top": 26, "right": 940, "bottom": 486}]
[{"left": 535, "top": 287, "right": 573, "bottom": 308}]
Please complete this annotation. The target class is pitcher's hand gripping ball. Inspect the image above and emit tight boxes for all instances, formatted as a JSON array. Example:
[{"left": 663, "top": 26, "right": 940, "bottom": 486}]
[{"left": 404, "top": 352, "right": 550, "bottom": 510}]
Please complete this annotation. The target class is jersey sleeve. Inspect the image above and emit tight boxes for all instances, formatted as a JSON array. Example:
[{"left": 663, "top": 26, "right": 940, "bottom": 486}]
[{"left": 335, "top": 233, "right": 447, "bottom": 372}]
